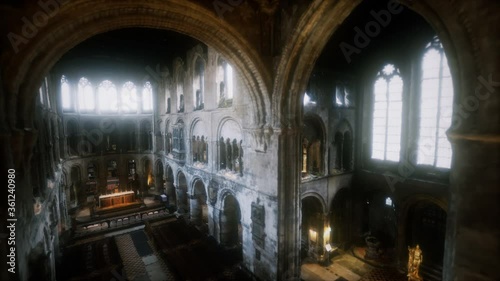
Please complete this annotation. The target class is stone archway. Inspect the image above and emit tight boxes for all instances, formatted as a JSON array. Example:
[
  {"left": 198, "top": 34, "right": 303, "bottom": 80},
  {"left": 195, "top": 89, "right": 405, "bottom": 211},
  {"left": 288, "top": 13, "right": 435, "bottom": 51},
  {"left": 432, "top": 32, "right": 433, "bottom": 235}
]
[
  {"left": 403, "top": 199, "right": 447, "bottom": 280},
  {"left": 165, "top": 165, "right": 176, "bottom": 210},
  {"left": 220, "top": 194, "right": 242, "bottom": 249},
  {"left": 190, "top": 178, "right": 208, "bottom": 230},
  {"left": 155, "top": 161, "right": 164, "bottom": 193},
  {"left": 176, "top": 171, "right": 189, "bottom": 215},
  {"left": 273, "top": 0, "right": 476, "bottom": 278},
  {"left": 3, "top": 0, "right": 271, "bottom": 129},
  {"left": 330, "top": 188, "right": 351, "bottom": 249},
  {"left": 301, "top": 195, "right": 325, "bottom": 262}
]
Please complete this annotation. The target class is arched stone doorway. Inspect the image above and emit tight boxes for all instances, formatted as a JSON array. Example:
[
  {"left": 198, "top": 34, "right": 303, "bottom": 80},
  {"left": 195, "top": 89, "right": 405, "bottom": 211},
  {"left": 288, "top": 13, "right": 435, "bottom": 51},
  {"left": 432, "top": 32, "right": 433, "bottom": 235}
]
[
  {"left": 155, "top": 161, "right": 164, "bottom": 193},
  {"left": 330, "top": 188, "right": 351, "bottom": 249},
  {"left": 273, "top": 0, "right": 470, "bottom": 277},
  {"left": 301, "top": 196, "right": 325, "bottom": 262},
  {"left": 405, "top": 201, "right": 447, "bottom": 280},
  {"left": 363, "top": 191, "right": 397, "bottom": 262},
  {"left": 190, "top": 179, "right": 208, "bottom": 230},
  {"left": 165, "top": 165, "right": 176, "bottom": 210},
  {"left": 176, "top": 171, "right": 189, "bottom": 215},
  {"left": 143, "top": 159, "right": 153, "bottom": 192},
  {"left": 220, "top": 194, "right": 242, "bottom": 250}
]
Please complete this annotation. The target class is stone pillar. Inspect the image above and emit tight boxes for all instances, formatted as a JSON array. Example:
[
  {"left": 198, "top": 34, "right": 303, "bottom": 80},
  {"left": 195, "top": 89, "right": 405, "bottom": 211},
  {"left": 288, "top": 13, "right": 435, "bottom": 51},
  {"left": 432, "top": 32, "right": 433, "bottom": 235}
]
[
  {"left": 210, "top": 205, "right": 221, "bottom": 242},
  {"left": 165, "top": 180, "right": 175, "bottom": 208},
  {"left": 175, "top": 186, "right": 189, "bottom": 215},
  {"left": 190, "top": 196, "right": 202, "bottom": 225},
  {"left": 443, "top": 73, "right": 500, "bottom": 280},
  {"left": 277, "top": 127, "right": 301, "bottom": 280}
]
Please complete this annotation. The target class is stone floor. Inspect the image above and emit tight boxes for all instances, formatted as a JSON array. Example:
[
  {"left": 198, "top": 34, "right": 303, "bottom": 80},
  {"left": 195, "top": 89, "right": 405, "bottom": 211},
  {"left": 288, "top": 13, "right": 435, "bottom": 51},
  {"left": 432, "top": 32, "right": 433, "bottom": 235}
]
[
  {"left": 115, "top": 230, "right": 175, "bottom": 281},
  {"left": 301, "top": 250, "right": 406, "bottom": 281}
]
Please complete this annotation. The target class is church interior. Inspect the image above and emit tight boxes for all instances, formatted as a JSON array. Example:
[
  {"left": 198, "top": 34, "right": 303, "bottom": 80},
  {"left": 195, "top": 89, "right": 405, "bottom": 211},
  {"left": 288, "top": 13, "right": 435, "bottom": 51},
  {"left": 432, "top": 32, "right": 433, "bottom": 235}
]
[{"left": 0, "top": 0, "right": 498, "bottom": 281}]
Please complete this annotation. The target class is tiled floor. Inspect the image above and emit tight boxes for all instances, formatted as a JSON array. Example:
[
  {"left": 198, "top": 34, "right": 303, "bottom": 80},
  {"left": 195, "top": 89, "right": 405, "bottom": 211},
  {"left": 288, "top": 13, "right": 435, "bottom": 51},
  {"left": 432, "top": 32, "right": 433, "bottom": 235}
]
[
  {"left": 302, "top": 251, "right": 406, "bottom": 281},
  {"left": 115, "top": 231, "right": 175, "bottom": 281}
]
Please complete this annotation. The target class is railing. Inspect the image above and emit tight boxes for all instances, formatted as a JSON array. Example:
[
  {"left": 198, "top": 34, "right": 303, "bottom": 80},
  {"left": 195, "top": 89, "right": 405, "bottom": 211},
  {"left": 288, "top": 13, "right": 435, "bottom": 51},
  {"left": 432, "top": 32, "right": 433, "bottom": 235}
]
[{"left": 74, "top": 206, "right": 171, "bottom": 237}]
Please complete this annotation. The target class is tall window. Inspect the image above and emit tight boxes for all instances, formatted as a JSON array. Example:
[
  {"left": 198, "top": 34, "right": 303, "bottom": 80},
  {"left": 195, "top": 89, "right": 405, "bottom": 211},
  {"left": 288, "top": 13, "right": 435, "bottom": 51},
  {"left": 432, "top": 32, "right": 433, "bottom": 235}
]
[
  {"left": 78, "top": 77, "right": 95, "bottom": 112},
  {"left": 225, "top": 63, "right": 234, "bottom": 100},
  {"left": 142, "top": 82, "right": 153, "bottom": 112},
  {"left": 61, "top": 76, "right": 72, "bottom": 111},
  {"left": 165, "top": 88, "right": 171, "bottom": 113},
  {"left": 417, "top": 38, "right": 453, "bottom": 168},
  {"left": 121, "top": 81, "right": 138, "bottom": 113},
  {"left": 98, "top": 80, "right": 118, "bottom": 112},
  {"left": 194, "top": 58, "right": 205, "bottom": 110},
  {"left": 217, "top": 58, "right": 234, "bottom": 107},
  {"left": 371, "top": 64, "right": 403, "bottom": 162}
]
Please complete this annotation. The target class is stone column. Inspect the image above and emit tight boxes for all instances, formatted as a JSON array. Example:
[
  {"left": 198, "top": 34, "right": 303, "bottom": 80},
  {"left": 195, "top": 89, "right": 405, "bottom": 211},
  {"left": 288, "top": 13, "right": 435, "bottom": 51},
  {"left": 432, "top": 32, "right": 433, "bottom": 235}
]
[
  {"left": 165, "top": 180, "right": 175, "bottom": 208},
  {"left": 444, "top": 74, "right": 500, "bottom": 280},
  {"left": 277, "top": 127, "right": 301, "bottom": 280},
  {"left": 190, "top": 195, "right": 202, "bottom": 225},
  {"left": 175, "top": 186, "right": 189, "bottom": 215}
]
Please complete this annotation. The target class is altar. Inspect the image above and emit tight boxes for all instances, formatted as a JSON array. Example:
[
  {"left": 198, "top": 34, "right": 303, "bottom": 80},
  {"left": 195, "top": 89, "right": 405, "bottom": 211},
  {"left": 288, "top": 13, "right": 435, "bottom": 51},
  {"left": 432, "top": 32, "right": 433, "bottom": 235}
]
[{"left": 98, "top": 190, "right": 136, "bottom": 208}]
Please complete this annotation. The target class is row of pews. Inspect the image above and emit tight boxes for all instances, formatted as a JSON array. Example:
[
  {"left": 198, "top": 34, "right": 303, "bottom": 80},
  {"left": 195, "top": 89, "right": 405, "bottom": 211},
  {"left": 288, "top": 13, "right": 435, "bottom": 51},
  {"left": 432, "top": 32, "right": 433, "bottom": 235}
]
[{"left": 146, "top": 217, "right": 253, "bottom": 281}]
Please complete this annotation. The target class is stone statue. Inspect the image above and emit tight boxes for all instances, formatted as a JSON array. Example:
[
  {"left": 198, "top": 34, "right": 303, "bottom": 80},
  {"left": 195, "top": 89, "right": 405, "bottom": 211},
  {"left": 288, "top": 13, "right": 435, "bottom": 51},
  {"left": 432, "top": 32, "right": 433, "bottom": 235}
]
[{"left": 408, "top": 245, "right": 423, "bottom": 281}]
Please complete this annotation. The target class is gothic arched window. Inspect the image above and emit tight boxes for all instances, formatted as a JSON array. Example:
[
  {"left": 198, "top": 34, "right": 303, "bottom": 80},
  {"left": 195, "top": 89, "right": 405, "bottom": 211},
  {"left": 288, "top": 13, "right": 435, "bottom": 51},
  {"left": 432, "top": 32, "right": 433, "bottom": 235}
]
[
  {"left": 98, "top": 80, "right": 118, "bottom": 112},
  {"left": 61, "top": 76, "right": 72, "bottom": 111},
  {"left": 78, "top": 77, "right": 94, "bottom": 112},
  {"left": 121, "top": 81, "right": 138, "bottom": 113},
  {"left": 194, "top": 57, "right": 205, "bottom": 110},
  {"left": 417, "top": 38, "right": 453, "bottom": 169},
  {"left": 142, "top": 81, "right": 153, "bottom": 112},
  {"left": 371, "top": 64, "right": 403, "bottom": 162}
]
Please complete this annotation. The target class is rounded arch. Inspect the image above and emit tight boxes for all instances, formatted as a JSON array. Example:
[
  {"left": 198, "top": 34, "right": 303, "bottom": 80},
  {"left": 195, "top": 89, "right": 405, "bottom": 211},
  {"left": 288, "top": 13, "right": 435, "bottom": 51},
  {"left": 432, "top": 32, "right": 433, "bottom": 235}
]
[
  {"left": 190, "top": 177, "right": 208, "bottom": 228},
  {"left": 175, "top": 169, "right": 189, "bottom": 214},
  {"left": 5, "top": 0, "right": 270, "bottom": 128},
  {"left": 189, "top": 117, "right": 207, "bottom": 138},
  {"left": 329, "top": 187, "right": 352, "bottom": 248},
  {"left": 154, "top": 159, "right": 164, "bottom": 192},
  {"left": 300, "top": 194, "right": 326, "bottom": 261},
  {"left": 164, "top": 164, "right": 176, "bottom": 209},
  {"left": 219, "top": 191, "right": 242, "bottom": 250},
  {"left": 217, "top": 117, "right": 243, "bottom": 142},
  {"left": 398, "top": 195, "right": 448, "bottom": 275},
  {"left": 336, "top": 118, "right": 353, "bottom": 135},
  {"left": 300, "top": 192, "right": 326, "bottom": 215},
  {"left": 274, "top": 0, "right": 470, "bottom": 129},
  {"left": 302, "top": 114, "right": 327, "bottom": 176},
  {"left": 189, "top": 176, "right": 206, "bottom": 196}
]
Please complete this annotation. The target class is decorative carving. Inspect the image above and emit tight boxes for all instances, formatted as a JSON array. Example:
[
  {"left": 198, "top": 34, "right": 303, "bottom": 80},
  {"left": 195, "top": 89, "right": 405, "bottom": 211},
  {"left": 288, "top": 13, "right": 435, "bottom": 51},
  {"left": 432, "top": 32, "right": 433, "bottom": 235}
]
[
  {"left": 253, "top": 0, "right": 279, "bottom": 15},
  {"left": 251, "top": 126, "right": 273, "bottom": 153},
  {"left": 219, "top": 137, "right": 243, "bottom": 176},
  {"left": 251, "top": 201, "right": 266, "bottom": 247},
  {"left": 407, "top": 245, "right": 423, "bottom": 281},
  {"left": 208, "top": 181, "right": 219, "bottom": 206},
  {"left": 192, "top": 135, "right": 208, "bottom": 164}
]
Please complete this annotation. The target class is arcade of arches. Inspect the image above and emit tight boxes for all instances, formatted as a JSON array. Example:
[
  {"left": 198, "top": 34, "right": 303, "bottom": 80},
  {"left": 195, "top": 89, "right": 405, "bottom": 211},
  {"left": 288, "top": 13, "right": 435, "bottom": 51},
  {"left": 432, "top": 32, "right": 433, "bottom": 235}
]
[{"left": 0, "top": 1, "right": 499, "bottom": 281}]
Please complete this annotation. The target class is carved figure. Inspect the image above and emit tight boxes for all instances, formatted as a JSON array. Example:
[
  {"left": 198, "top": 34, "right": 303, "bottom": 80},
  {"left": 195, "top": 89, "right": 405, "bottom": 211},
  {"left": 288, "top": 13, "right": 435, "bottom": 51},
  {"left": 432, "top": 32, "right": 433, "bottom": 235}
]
[{"left": 408, "top": 245, "right": 423, "bottom": 281}]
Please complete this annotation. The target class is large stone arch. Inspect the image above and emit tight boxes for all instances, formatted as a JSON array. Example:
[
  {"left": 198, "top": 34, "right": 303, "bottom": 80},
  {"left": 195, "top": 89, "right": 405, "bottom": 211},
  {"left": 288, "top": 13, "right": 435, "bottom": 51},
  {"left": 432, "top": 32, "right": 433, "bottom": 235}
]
[
  {"left": 273, "top": 0, "right": 480, "bottom": 278},
  {"left": 3, "top": 0, "right": 271, "bottom": 129},
  {"left": 274, "top": 0, "right": 474, "bottom": 127},
  {"left": 300, "top": 192, "right": 326, "bottom": 215},
  {"left": 397, "top": 195, "right": 448, "bottom": 267}
]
